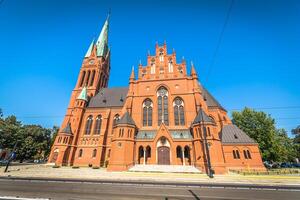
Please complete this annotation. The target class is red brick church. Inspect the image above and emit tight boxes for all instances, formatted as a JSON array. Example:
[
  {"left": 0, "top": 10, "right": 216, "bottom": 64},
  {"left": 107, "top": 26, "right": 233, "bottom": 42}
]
[{"left": 48, "top": 16, "right": 265, "bottom": 174}]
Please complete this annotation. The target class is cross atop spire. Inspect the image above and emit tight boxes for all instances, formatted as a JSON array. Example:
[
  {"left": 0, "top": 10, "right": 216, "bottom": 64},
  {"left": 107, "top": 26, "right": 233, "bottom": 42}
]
[{"left": 96, "top": 14, "right": 109, "bottom": 57}]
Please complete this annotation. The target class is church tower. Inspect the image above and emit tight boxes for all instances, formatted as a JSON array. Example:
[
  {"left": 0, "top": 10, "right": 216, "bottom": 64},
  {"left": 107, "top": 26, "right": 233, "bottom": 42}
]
[{"left": 48, "top": 16, "right": 110, "bottom": 166}]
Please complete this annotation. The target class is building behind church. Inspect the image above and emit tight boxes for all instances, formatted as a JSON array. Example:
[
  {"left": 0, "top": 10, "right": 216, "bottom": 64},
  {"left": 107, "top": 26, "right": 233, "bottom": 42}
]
[{"left": 48, "top": 16, "right": 265, "bottom": 174}]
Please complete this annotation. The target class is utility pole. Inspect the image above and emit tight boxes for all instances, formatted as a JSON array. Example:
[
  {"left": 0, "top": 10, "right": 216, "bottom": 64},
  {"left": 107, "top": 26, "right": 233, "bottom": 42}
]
[
  {"left": 4, "top": 141, "right": 18, "bottom": 173},
  {"left": 200, "top": 107, "right": 214, "bottom": 178}
]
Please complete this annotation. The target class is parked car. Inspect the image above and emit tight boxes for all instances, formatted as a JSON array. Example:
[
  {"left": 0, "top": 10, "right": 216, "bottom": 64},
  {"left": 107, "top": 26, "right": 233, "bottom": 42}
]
[
  {"left": 271, "top": 162, "right": 281, "bottom": 169},
  {"left": 263, "top": 161, "right": 272, "bottom": 169},
  {"left": 292, "top": 163, "right": 300, "bottom": 168},
  {"left": 280, "top": 162, "right": 292, "bottom": 168}
]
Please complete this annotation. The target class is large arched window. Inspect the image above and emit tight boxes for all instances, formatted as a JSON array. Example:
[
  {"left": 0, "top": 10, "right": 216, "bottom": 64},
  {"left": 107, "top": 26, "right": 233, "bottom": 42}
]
[
  {"left": 85, "top": 115, "right": 93, "bottom": 135},
  {"left": 173, "top": 97, "right": 185, "bottom": 125},
  {"left": 94, "top": 115, "right": 102, "bottom": 135},
  {"left": 143, "top": 99, "right": 153, "bottom": 126},
  {"left": 157, "top": 87, "right": 169, "bottom": 125}
]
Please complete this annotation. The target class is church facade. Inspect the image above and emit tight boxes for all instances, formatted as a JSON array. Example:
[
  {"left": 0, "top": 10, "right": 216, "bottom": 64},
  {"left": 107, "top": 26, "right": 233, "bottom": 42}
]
[{"left": 48, "top": 17, "right": 265, "bottom": 174}]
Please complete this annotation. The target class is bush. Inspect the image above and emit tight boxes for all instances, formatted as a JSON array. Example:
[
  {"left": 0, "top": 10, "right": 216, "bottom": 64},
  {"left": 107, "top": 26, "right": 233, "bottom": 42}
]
[{"left": 72, "top": 166, "right": 79, "bottom": 169}]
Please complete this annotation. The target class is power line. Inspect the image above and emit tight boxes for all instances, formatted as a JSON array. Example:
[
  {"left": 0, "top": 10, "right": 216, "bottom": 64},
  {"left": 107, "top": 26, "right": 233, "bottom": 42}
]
[
  {"left": 205, "top": 0, "right": 235, "bottom": 83},
  {"left": 227, "top": 106, "right": 300, "bottom": 111}
]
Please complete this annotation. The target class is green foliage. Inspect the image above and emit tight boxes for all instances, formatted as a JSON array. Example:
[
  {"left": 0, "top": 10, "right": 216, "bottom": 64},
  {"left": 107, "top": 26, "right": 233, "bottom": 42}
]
[
  {"left": 232, "top": 108, "right": 298, "bottom": 162},
  {"left": 0, "top": 109, "right": 57, "bottom": 161},
  {"left": 293, "top": 134, "right": 300, "bottom": 161}
]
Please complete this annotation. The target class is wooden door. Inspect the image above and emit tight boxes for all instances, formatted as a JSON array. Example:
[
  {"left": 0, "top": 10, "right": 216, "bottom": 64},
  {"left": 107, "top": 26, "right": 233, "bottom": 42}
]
[{"left": 157, "top": 146, "right": 170, "bottom": 165}]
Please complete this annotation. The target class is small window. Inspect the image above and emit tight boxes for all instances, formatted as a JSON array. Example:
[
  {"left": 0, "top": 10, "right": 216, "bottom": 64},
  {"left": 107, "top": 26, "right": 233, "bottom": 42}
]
[
  {"left": 233, "top": 150, "right": 240, "bottom": 159},
  {"left": 247, "top": 150, "right": 252, "bottom": 159},
  {"left": 92, "top": 149, "right": 97, "bottom": 158},
  {"left": 78, "top": 149, "right": 83, "bottom": 157},
  {"left": 244, "top": 150, "right": 252, "bottom": 159},
  {"left": 207, "top": 127, "right": 211, "bottom": 136},
  {"left": 236, "top": 150, "right": 240, "bottom": 159},
  {"left": 176, "top": 146, "right": 182, "bottom": 158}
]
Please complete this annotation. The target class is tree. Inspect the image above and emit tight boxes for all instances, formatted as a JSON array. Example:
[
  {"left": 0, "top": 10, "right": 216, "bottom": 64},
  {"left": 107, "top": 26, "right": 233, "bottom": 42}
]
[
  {"left": 273, "top": 129, "right": 297, "bottom": 162},
  {"left": 0, "top": 108, "right": 56, "bottom": 162},
  {"left": 16, "top": 125, "right": 52, "bottom": 161},
  {"left": 292, "top": 126, "right": 300, "bottom": 162},
  {"left": 0, "top": 115, "right": 22, "bottom": 150},
  {"left": 232, "top": 107, "right": 296, "bottom": 162}
]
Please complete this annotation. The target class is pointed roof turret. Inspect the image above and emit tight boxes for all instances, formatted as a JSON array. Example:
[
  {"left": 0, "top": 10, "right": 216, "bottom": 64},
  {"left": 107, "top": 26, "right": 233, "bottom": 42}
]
[
  {"left": 130, "top": 66, "right": 135, "bottom": 80},
  {"left": 77, "top": 86, "right": 88, "bottom": 101},
  {"left": 193, "top": 108, "right": 214, "bottom": 124},
  {"left": 85, "top": 39, "right": 95, "bottom": 58},
  {"left": 61, "top": 123, "right": 72, "bottom": 135},
  {"left": 191, "top": 61, "right": 198, "bottom": 78},
  {"left": 116, "top": 112, "right": 136, "bottom": 126},
  {"left": 96, "top": 15, "right": 109, "bottom": 57}
]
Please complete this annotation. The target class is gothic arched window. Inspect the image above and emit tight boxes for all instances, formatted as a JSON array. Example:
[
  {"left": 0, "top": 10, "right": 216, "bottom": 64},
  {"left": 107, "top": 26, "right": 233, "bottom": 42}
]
[
  {"left": 143, "top": 99, "right": 153, "bottom": 126},
  {"left": 85, "top": 115, "right": 93, "bottom": 135},
  {"left": 85, "top": 70, "right": 91, "bottom": 86},
  {"left": 173, "top": 97, "right": 185, "bottom": 125},
  {"left": 157, "top": 87, "right": 169, "bottom": 125},
  {"left": 233, "top": 150, "right": 240, "bottom": 159},
  {"left": 89, "top": 70, "right": 95, "bottom": 86},
  {"left": 79, "top": 71, "right": 86, "bottom": 87},
  {"left": 94, "top": 115, "right": 102, "bottom": 135}
]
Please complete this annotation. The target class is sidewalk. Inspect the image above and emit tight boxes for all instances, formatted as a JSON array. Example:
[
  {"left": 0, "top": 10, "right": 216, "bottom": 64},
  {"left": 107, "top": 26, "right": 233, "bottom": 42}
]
[{"left": 0, "top": 164, "right": 299, "bottom": 186}]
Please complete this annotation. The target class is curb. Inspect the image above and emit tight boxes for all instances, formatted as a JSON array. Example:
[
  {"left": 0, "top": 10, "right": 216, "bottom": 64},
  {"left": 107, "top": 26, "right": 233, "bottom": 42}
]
[{"left": 0, "top": 176, "right": 299, "bottom": 190}]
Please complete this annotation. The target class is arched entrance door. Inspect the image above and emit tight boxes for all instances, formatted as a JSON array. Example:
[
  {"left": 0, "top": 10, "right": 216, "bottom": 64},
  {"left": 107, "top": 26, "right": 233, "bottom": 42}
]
[{"left": 158, "top": 146, "right": 170, "bottom": 165}]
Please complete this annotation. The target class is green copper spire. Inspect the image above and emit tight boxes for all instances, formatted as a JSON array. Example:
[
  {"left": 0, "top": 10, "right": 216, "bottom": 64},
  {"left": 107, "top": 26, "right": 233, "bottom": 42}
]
[
  {"left": 77, "top": 86, "right": 88, "bottom": 101},
  {"left": 85, "top": 39, "right": 95, "bottom": 58},
  {"left": 96, "top": 15, "right": 109, "bottom": 57}
]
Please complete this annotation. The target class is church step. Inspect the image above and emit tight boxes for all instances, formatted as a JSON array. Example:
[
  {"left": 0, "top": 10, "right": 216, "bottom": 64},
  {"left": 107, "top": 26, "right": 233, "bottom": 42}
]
[{"left": 128, "top": 164, "right": 201, "bottom": 173}]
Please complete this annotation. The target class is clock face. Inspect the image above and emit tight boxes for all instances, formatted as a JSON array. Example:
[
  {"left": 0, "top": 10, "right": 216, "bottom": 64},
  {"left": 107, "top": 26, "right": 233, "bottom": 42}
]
[{"left": 89, "top": 60, "right": 95, "bottom": 65}]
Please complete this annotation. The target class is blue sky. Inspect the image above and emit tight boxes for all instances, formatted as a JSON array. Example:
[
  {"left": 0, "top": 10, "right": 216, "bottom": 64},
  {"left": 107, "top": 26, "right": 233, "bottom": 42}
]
[{"left": 0, "top": 0, "right": 299, "bottom": 135}]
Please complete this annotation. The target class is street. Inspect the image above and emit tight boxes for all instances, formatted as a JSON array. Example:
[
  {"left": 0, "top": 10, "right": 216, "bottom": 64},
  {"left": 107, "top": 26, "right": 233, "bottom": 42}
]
[{"left": 0, "top": 179, "right": 299, "bottom": 200}]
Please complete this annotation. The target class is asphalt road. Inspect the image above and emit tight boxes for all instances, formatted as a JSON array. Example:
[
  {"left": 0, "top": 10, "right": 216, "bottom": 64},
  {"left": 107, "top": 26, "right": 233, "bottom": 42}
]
[{"left": 0, "top": 179, "right": 299, "bottom": 200}]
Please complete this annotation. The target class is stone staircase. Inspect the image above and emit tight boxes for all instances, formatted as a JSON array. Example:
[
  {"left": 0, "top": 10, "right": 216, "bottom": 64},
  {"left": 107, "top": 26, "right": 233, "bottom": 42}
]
[{"left": 128, "top": 164, "right": 201, "bottom": 173}]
